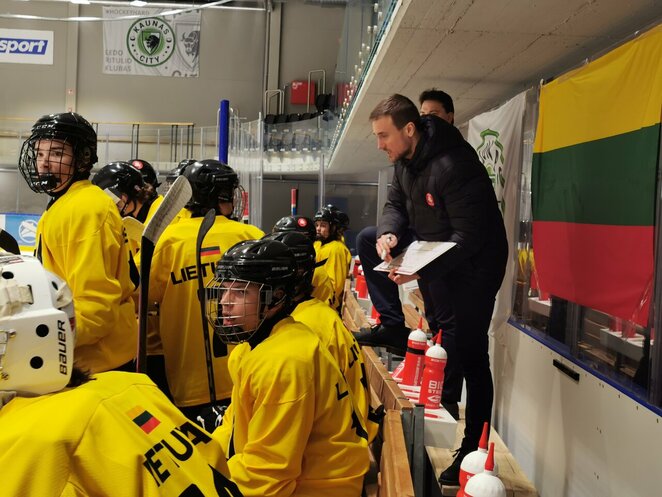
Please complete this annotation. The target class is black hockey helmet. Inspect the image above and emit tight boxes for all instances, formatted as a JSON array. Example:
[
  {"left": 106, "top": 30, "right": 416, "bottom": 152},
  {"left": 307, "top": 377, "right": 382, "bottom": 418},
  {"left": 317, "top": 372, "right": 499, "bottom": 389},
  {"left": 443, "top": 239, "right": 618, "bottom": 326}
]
[
  {"left": 166, "top": 159, "right": 196, "bottom": 184},
  {"left": 92, "top": 161, "right": 145, "bottom": 203},
  {"left": 207, "top": 239, "right": 297, "bottom": 343},
  {"left": 314, "top": 205, "right": 338, "bottom": 225},
  {"left": 19, "top": 112, "right": 98, "bottom": 194},
  {"left": 314, "top": 205, "right": 342, "bottom": 241},
  {"left": 325, "top": 204, "right": 350, "bottom": 232},
  {"left": 129, "top": 159, "right": 160, "bottom": 188},
  {"left": 272, "top": 215, "right": 316, "bottom": 241},
  {"left": 262, "top": 231, "right": 316, "bottom": 296},
  {"left": 183, "top": 159, "right": 242, "bottom": 217}
]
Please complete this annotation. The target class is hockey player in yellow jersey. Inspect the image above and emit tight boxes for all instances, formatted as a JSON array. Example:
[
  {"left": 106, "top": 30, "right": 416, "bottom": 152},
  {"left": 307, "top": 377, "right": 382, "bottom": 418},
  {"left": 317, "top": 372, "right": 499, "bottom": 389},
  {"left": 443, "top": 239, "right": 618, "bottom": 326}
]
[
  {"left": 18, "top": 112, "right": 136, "bottom": 373},
  {"left": 91, "top": 160, "right": 147, "bottom": 289},
  {"left": 148, "top": 160, "right": 263, "bottom": 420},
  {"left": 207, "top": 239, "right": 369, "bottom": 496},
  {"left": 92, "top": 161, "right": 173, "bottom": 397},
  {"left": 272, "top": 214, "right": 336, "bottom": 307},
  {"left": 0, "top": 255, "right": 242, "bottom": 497},
  {"left": 263, "top": 231, "right": 379, "bottom": 442},
  {"left": 314, "top": 206, "right": 352, "bottom": 310}
]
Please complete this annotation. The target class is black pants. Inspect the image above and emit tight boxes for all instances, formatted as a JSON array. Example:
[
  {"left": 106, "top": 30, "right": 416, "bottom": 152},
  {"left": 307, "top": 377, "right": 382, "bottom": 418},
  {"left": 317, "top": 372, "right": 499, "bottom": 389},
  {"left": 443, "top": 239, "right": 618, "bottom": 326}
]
[
  {"left": 146, "top": 354, "right": 173, "bottom": 401},
  {"left": 356, "top": 225, "right": 463, "bottom": 404}
]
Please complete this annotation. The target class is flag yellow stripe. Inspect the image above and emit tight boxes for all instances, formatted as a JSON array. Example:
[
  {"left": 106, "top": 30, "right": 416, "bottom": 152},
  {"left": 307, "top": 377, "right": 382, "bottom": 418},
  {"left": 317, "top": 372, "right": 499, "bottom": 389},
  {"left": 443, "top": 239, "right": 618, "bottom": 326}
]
[
  {"left": 126, "top": 406, "right": 144, "bottom": 418},
  {"left": 534, "top": 24, "right": 662, "bottom": 153}
]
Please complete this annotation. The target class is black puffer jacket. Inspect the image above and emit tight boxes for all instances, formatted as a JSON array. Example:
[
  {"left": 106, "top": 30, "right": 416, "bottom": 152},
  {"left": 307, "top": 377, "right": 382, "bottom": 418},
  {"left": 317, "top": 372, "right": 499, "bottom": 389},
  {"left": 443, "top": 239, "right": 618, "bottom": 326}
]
[{"left": 378, "top": 115, "right": 507, "bottom": 282}]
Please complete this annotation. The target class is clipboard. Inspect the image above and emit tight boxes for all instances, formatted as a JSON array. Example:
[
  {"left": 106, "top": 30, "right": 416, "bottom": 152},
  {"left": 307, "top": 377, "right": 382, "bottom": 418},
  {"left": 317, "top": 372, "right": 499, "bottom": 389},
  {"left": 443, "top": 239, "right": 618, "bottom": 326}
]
[{"left": 373, "top": 241, "right": 456, "bottom": 275}]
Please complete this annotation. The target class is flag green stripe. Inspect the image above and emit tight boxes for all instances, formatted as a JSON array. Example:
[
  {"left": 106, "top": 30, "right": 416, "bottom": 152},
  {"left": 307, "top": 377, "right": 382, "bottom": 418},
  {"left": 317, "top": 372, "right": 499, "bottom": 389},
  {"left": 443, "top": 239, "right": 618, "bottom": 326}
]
[
  {"left": 133, "top": 411, "right": 152, "bottom": 426},
  {"left": 532, "top": 124, "right": 659, "bottom": 225}
]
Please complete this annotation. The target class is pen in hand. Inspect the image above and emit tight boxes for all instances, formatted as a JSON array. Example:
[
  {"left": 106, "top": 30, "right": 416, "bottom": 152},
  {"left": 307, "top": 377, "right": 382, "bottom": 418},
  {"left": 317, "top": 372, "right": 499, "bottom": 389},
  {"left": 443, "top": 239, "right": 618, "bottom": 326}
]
[{"left": 380, "top": 235, "right": 393, "bottom": 260}]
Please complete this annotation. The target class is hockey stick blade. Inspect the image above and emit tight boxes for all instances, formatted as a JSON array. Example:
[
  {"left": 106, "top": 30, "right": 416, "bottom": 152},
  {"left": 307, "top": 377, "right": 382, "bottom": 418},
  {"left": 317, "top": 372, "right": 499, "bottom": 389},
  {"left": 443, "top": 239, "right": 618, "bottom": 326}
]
[
  {"left": 142, "top": 175, "right": 192, "bottom": 244},
  {"left": 122, "top": 216, "right": 145, "bottom": 243},
  {"left": 137, "top": 175, "right": 192, "bottom": 373},
  {"left": 196, "top": 208, "right": 219, "bottom": 404},
  {"left": 0, "top": 229, "right": 20, "bottom": 255}
]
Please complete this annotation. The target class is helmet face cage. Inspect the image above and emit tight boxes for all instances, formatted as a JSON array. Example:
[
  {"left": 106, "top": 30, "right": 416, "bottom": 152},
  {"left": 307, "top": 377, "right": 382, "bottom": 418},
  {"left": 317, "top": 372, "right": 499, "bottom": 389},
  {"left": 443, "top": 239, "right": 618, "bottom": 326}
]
[
  {"left": 230, "top": 184, "right": 245, "bottom": 221},
  {"left": 206, "top": 278, "right": 274, "bottom": 344},
  {"left": 205, "top": 239, "right": 298, "bottom": 343},
  {"left": 18, "top": 113, "right": 97, "bottom": 195},
  {"left": 19, "top": 136, "right": 78, "bottom": 194},
  {"left": 0, "top": 255, "right": 76, "bottom": 396}
]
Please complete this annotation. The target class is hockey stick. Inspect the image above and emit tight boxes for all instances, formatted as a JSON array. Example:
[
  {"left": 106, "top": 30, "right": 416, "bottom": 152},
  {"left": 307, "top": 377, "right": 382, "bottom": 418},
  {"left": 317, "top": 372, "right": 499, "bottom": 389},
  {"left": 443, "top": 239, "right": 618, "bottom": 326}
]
[
  {"left": 0, "top": 229, "right": 20, "bottom": 255},
  {"left": 122, "top": 216, "right": 145, "bottom": 243},
  {"left": 137, "top": 176, "right": 192, "bottom": 373},
  {"left": 196, "top": 208, "right": 219, "bottom": 404}
]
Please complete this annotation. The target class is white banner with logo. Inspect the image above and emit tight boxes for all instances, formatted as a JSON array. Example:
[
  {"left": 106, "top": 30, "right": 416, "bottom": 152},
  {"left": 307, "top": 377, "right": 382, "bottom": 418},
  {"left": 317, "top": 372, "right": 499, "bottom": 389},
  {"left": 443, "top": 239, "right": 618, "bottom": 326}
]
[
  {"left": 0, "top": 28, "right": 53, "bottom": 65},
  {"left": 103, "top": 6, "right": 200, "bottom": 77},
  {"left": 467, "top": 91, "right": 526, "bottom": 332}
]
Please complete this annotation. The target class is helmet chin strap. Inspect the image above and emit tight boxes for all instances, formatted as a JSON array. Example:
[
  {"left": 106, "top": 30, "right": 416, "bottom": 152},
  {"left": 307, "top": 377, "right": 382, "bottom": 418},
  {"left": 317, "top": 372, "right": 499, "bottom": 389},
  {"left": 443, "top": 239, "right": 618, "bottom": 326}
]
[
  {"left": 32, "top": 173, "right": 59, "bottom": 192},
  {"left": 119, "top": 199, "right": 134, "bottom": 217}
]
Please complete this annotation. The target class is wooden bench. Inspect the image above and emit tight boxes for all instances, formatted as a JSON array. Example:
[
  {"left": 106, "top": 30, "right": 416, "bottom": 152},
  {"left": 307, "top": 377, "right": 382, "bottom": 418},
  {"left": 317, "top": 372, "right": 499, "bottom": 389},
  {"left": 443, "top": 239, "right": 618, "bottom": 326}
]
[
  {"left": 378, "top": 410, "right": 416, "bottom": 497},
  {"left": 408, "top": 288, "right": 426, "bottom": 314},
  {"left": 342, "top": 279, "right": 371, "bottom": 333},
  {"left": 362, "top": 346, "right": 415, "bottom": 497},
  {"left": 363, "top": 346, "right": 414, "bottom": 412},
  {"left": 341, "top": 286, "right": 416, "bottom": 497}
]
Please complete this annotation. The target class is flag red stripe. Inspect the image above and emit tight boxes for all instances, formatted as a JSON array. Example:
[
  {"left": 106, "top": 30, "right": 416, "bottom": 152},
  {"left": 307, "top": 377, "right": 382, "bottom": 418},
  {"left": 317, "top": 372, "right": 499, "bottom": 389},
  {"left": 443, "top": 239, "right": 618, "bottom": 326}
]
[
  {"left": 140, "top": 416, "right": 161, "bottom": 434},
  {"left": 201, "top": 247, "right": 221, "bottom": 256},
  {"left": 532, "top": 221, "right": 653, "bottom": 325}
]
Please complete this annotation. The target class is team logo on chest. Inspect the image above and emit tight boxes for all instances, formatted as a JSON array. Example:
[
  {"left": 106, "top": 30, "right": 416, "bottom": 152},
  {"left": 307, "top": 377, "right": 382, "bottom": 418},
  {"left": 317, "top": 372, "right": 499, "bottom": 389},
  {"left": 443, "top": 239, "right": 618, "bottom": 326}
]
[{"left": 425, "top": 192, "right": 435, "bottom": 207}]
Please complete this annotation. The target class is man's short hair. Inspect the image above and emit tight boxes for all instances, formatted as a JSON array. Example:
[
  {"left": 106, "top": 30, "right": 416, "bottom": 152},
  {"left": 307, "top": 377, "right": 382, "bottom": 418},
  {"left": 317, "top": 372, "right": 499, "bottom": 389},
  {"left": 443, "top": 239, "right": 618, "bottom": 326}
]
[
  {"left": 418, "top": 88, "right": 455, "bottom": 114},
  {"left": 369, "top": 94, "right": 420, "bottom": 130}
]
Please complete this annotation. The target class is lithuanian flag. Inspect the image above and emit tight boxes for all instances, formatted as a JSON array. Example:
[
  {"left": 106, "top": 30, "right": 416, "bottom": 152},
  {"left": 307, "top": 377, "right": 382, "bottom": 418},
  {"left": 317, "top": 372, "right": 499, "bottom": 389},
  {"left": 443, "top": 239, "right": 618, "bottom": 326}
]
[
  {"left": 532, "top": 25, "right": 662, "bottom": 326},
  {"left": 127, "top": 406, "right": 161, "bottom": 434}
]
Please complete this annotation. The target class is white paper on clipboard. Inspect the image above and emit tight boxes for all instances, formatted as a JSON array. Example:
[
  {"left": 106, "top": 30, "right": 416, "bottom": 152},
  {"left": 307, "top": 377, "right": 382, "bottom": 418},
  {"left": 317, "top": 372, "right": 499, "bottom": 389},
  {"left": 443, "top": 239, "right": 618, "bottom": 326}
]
[{"left": 373, "top": 241, "right": 456, "bottom": 275}]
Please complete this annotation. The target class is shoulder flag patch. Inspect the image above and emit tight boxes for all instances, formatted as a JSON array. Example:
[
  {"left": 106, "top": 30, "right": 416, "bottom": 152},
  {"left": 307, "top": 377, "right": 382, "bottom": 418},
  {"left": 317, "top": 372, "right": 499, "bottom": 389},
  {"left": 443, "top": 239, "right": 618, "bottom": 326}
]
[
  {"left": 201, "top": 246, "right": 221, "bottom": 257},
  {"left": 128, "top": 406, "right": 161, "bottom": 434}
]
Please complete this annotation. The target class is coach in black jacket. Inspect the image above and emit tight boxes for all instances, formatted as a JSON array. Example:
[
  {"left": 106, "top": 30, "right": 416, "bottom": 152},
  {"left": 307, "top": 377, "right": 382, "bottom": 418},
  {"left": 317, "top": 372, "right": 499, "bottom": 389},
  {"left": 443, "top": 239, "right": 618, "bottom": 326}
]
[{"left": 360, "top": 94, "right": 507, "bottom": 484}]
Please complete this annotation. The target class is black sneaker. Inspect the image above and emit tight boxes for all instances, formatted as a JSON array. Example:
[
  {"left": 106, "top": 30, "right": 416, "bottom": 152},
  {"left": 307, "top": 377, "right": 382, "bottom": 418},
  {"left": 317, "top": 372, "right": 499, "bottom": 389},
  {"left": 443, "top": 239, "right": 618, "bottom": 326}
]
[
  {"left": 441, "top": 401, "right": 460, "bottom": 421},
  {"left": 438, "top": 447, "right": 470, "bottom": 486},
  {"left": 353, "top": 324, "right": 409, "bottom": 356}
]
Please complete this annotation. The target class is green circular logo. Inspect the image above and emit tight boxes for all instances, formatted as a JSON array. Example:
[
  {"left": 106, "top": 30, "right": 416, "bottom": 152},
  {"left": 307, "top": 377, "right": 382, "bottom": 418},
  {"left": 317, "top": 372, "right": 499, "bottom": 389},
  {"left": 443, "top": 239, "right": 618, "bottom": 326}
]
[{"left": 126, "top": 17, "right": 175, "bottom": 67}]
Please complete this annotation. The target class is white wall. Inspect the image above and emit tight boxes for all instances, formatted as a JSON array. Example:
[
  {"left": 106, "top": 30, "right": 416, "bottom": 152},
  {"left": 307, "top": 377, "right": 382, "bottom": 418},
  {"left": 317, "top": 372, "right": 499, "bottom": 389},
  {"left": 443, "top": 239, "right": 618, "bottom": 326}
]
[
  {"left": 0, "top": 2, "right": 71, "bottom": 118},
  {"left": 0, "top": 0, "right": 345, "bottom": 125},
  {"left": 278, "top": 0, "right": 345, "bottom": 114},
  {"left": 492, "top": 322, "right": 662, "bottom": 497},
  {"left": 76, "top": 6, "right": 266, "bottom": 124}
]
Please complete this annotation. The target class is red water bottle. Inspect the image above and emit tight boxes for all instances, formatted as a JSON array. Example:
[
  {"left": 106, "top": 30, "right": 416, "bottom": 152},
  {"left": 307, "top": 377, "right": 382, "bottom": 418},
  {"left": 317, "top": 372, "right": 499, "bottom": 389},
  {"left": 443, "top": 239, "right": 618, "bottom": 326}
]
[
  {"left": 419, "top": 330, "right": 447, "bottom": 409},
  {"left": 391, "top": 360, "right": 405, "bottom": 382},
  {"left": 401, "top": 317, "right": 427, "bottom": 386}
]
